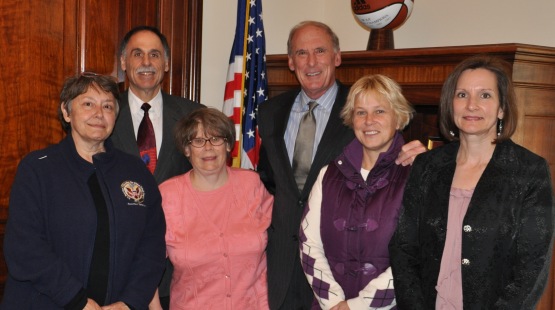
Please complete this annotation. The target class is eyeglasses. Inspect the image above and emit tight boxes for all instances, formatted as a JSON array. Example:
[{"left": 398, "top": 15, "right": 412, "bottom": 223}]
[
  {"left": 81, "top": 71, "right": 100, "bottom": 77},
  {"left": 78, "top": 71, "right": 118, "bottom": 84},
  {"left": 188, "top": 136, "right": 227, "bottom": 148}
]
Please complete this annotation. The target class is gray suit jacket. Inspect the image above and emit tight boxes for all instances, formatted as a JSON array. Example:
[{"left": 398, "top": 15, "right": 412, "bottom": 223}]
[
  {"left": 258, "top": 82, "right": 355, "bottom": 309},
  {"left": 110, "top": 90, "right": 204, "bottom": 184}
]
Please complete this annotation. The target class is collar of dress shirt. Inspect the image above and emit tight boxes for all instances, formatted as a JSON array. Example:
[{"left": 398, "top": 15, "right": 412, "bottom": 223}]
[
  {"left": 128, "top": 88, "right": 163, "bottom": 119},
  {"left": 296, "top": 81, "right": 338, "bottom": 114}
]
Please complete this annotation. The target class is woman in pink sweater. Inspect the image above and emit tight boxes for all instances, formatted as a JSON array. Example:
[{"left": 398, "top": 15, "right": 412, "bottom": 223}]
[{"left": 151, "top": 108, "right": 273, "bottom": 310}]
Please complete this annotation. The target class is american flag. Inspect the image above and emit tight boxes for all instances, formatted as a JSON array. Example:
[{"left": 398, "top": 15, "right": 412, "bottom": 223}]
[{"left": 222, "top": 0, "right": 268, "bottom": 170}]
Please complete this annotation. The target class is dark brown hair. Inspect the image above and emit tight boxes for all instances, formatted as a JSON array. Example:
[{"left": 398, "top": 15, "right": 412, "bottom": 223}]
[
  {"left": 58, "top": 73, "right": 120, "bottom": 133},
  {"left": 119, "top": 25, "right": 170, "bottom": 60},
  {"left": 439, "top": 55, "right": 517, "bottom": 143}
]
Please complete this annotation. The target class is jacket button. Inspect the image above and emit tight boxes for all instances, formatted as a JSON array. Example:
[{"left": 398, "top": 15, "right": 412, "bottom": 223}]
[
  {"left": 463, "top": 225, "right": 472, "bottom": 232},
  {"left": 298, "top": 200, "right": 304, "bottom": 208},
  {"left": 292, "top": 235, "right": 299, "bottom": 242},
  {"left": 462, "top": 258, "right": 470, "bottom": 265}
]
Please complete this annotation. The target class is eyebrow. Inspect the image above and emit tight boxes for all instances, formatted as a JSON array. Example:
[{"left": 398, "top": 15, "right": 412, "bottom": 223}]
[
  {"left": 455, "top": 88, "right": 495, "bottom": 91},
  {"left": 295, "top": 47, "right": 326, "bottom": 53},
  {"left": 130, "top": 48, "right": 162, "bottom": 54},
  {"left": 79, "top": 96, "right": 115, "bottom": 103}
]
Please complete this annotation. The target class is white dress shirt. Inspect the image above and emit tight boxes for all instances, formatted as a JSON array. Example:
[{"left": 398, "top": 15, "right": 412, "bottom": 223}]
[
  {"left": 128, "top": 89, "right": 163, "bottom": 156},
  {"left": 284, "top": 82, "right": 338, "bottom": 165}
]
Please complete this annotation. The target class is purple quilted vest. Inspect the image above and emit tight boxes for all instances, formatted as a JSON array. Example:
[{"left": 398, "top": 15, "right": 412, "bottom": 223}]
[{"left": 320, "top": 133, "right": 410, "bottom": 299}]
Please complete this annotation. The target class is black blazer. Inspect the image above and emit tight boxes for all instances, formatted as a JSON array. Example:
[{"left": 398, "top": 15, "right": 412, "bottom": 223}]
[
  {"left": 389, "top": 140, "right": 554, "bottom": 310},
  {"left": 258, "top": 82, "right": 355, "bottom": 309},
  {"left": 110, "top": 90, "right": 204, "bottom": 184}
]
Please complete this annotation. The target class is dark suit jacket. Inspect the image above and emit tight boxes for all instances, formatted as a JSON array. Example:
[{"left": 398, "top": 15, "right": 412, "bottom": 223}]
[
  {"left": 389, "top": 140, "right": 554, "bottom": 310},
  {"left": 258, "top": 82, "right": 355, "bottom": 309},
  {"left": 111, "top": 90, "right": 204, "bottom": 184}
]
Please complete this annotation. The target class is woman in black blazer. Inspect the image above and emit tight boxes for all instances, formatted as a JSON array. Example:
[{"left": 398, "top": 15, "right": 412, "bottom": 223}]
[{"left": 389, "top": 55, "right": 554, "bottom": 309}]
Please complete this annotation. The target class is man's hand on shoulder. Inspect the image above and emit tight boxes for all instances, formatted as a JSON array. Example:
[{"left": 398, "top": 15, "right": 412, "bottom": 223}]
[{"left": 395, "top": 139, "right": 427, "bottom": 166}]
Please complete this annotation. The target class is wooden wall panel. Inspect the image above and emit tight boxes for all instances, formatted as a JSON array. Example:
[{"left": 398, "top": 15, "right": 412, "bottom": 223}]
[
  {"left": 0, "top": 0, "right": 203, "bottom": 298},
  {"left": 523, "top": 117, "right": 555, "bottom": 184},
  {"left": 79, "top": 0, "right": 122, "bottom": 75},
  {"left": 0, "top": 0, "right": 68, "bottom": 293},
  {"left": 0, "top": 0, "right": 66, "bottom": 217}
]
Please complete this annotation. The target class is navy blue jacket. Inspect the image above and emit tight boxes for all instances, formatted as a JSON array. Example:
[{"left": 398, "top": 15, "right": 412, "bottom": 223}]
[{"left": 2, "top": 134, "right": 166, "bottom": 309}]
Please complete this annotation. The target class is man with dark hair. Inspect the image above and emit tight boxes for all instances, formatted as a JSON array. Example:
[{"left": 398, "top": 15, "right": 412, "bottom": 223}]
[{"left": 111, "top": 25, "right": 204, "bottom": 309}]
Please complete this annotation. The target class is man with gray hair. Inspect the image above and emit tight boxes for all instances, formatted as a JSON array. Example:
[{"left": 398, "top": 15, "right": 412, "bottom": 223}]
[{"left": 258, "top": 21, "right": 424, "bottom": 309}]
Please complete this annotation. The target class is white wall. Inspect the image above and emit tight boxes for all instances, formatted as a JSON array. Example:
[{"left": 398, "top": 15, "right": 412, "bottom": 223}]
[{"left": 201, "top": 0, "right": 555, "bottom": 109}]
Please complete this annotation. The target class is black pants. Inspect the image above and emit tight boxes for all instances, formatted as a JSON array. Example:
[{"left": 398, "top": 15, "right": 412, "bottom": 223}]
[
  {"left": 277, "top": 255, "right": 314, "bottom": 310},
  {"left": 158, "top": 259, "right": 173, "bottom": 310}
]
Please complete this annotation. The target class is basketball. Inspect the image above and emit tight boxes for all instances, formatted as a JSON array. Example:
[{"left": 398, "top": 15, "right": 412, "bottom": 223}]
[{"left": 352, "top": 0, "right": 414, "bottom": 30}]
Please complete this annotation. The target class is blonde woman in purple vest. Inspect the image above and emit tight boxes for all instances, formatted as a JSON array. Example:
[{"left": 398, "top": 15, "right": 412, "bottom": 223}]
[{"left": 300, "top": 74, "right": 418, "bottom": 310}]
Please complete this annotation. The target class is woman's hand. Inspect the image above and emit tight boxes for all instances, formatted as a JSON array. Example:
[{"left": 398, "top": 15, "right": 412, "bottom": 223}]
[
  {"left": 101, "top": 301, "right": 130, "bottom": 310},
  {"left": 83, "top": 298, "right": 102, "bottom": 310},
  {"left": 330, "top": 301, "right": 350, "bottom": 310},
  {"left": 148, "top": 289, "right": 163, "bottom": 310}
]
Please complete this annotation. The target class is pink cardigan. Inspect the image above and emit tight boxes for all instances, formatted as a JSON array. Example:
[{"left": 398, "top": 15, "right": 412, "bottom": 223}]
[{"left": 160, "top": 167, "right": 273, "bottom": 309}]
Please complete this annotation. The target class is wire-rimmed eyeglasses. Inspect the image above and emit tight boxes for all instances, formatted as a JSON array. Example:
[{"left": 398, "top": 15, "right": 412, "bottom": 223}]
[
  {"left": 188, "top": 136, "right": 227, "bottom": 148},
  {"left": 81, "top": 71, "right": 100, "bottom": 77}
]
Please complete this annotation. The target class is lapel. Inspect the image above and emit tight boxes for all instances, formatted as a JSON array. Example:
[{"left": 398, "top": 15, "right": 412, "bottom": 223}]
[
  {"left": 466, "top": 142, "right": 509, "bottom": 216},
  {"left": 269, "top": 91, "right": 299, "bottom": 188},
  {"left": 112, "top": 91, "right": 140, "bottom": 156},
  {"left": 301, "top": 84, "right": 353, "bottom": 198},
  {"left": 155, "top": 92, "right": 180, "bottom": 180},
  {"left": 431, "top": 148, "right": 457, "bottom": 224}
]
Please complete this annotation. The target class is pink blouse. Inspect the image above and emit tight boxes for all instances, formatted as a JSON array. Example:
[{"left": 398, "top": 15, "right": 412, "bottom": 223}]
[
  {"left": 436, "top": 187, "right": 474, "bottom": 310},
  {"left": 159, "top": 167, "right": 273, "bottom": 310}
]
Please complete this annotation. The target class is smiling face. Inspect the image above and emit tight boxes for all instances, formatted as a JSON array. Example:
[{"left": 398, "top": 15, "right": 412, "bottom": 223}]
[
  {"left": 352, "top": 91, "right": 398, "bottom": 166},
  {"left": 184, "top": 124, "right": 231, "bottom": 177},
  {"left": 287, "top": 25, "right": 341, "bottom": 99},
  {"left": 120, "top": 30, "right": 169, "bottom": 102},
  {"left": 62, "top": 86, "right": 117, "bottom": 147},
  {"left": 453, "top": 68, "right": 504, "bottom": 140}
]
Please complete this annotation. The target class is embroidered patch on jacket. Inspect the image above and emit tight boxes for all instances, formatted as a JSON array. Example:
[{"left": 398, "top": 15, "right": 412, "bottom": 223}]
[{"left": 121, "top": 181, "right": 145, "bottom": 205}]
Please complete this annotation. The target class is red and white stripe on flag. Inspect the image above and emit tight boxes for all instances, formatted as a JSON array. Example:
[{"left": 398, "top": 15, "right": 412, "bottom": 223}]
[
  {"left": 223, "top": 55, "right": 244, "bottom": 167},
  {"left": 222, "top": 0, "right": 268, "bottom": 169}
]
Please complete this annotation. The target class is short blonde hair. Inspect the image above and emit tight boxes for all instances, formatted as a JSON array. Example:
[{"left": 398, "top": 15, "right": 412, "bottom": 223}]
[{"left": 341, "top": 74, "right": 414, "bottom": 130}]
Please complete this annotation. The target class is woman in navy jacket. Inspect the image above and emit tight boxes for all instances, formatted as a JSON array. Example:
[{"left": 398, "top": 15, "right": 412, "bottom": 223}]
[
  {"left": 2, "top": 74, "right": 166, "bottom": 310},
  {"left": 389, "top": 55, "right": 554, "bottom": 309}
]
